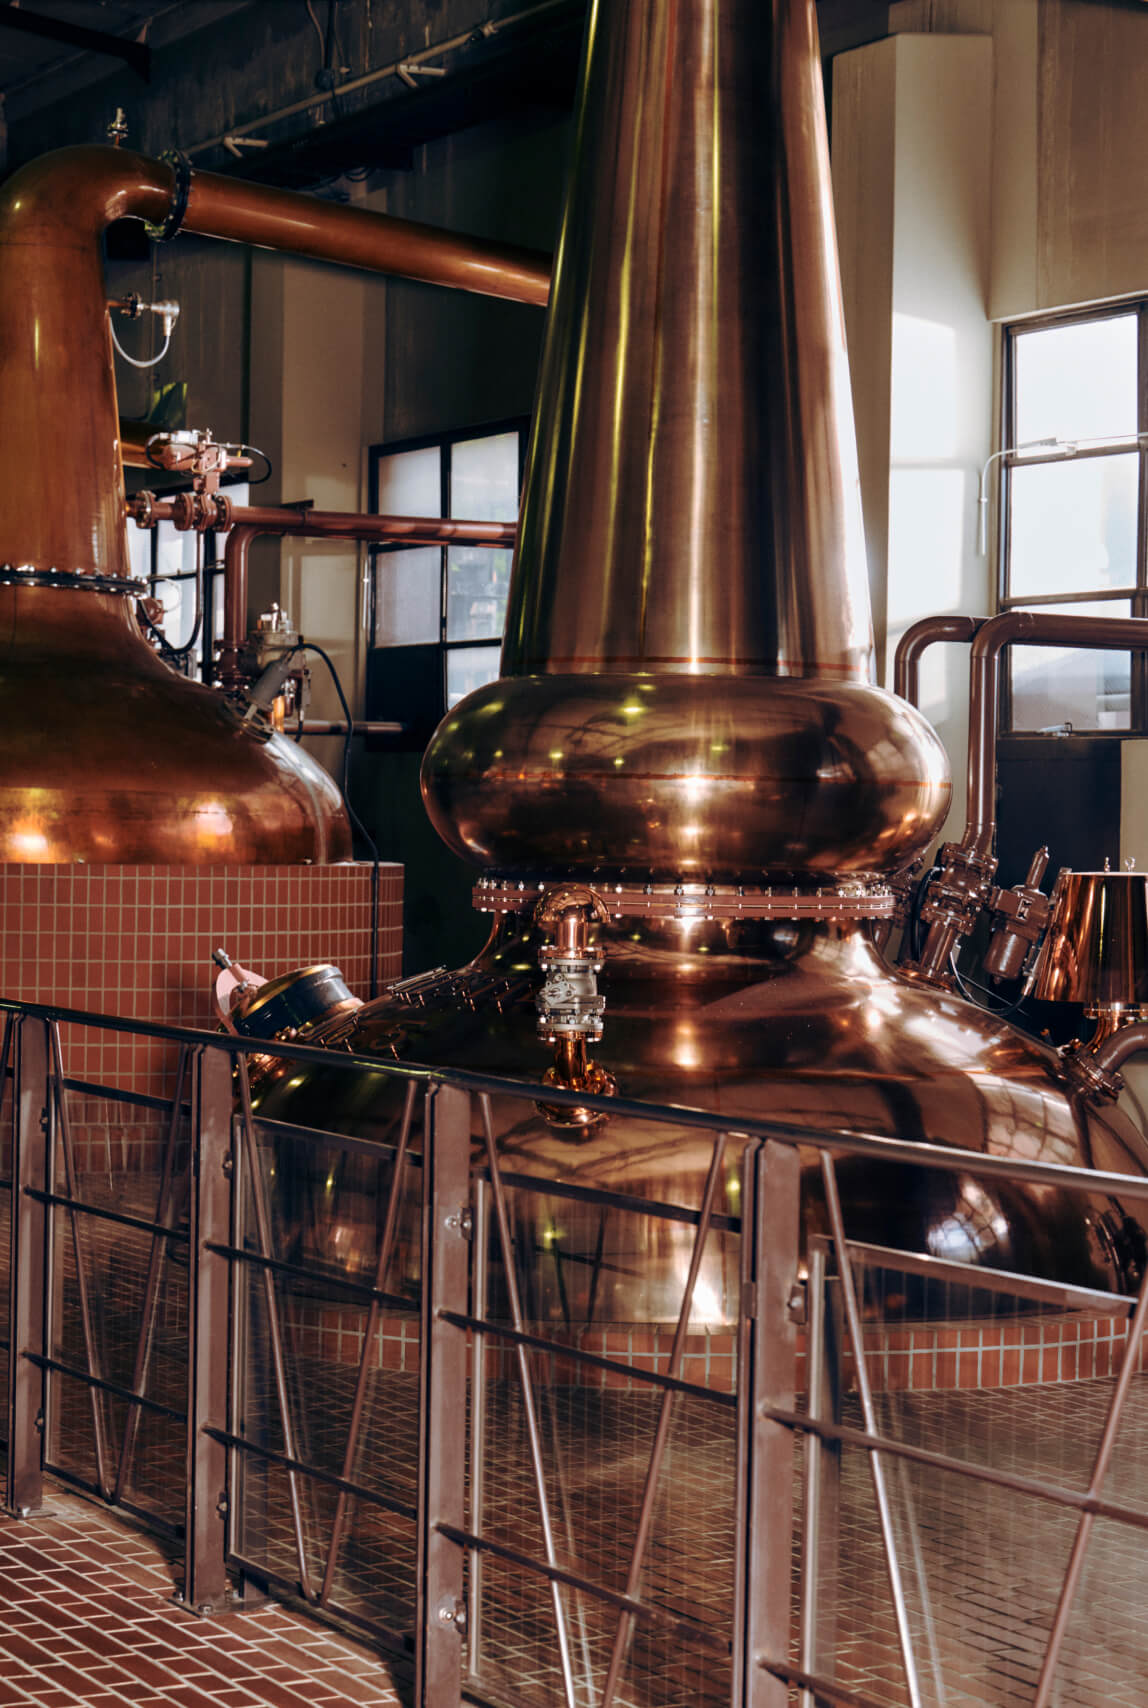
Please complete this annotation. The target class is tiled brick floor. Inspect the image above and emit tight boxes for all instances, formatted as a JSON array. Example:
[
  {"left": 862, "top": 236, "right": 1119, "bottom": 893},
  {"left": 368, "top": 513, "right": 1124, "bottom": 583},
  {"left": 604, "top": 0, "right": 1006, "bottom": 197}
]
[{"left": 0, "top": 1486, "right": 405, "bottom": 1708}]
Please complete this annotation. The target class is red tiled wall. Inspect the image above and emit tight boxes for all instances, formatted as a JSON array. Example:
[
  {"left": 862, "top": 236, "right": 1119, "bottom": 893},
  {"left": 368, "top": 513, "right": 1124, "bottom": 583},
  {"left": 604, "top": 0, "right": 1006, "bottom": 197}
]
[
  {"left": 0, "top": 863, "right": 402, "bottom": 1100},
  {"left": 285, "top": 1306, "right": 1147, "bottom": 1398}
]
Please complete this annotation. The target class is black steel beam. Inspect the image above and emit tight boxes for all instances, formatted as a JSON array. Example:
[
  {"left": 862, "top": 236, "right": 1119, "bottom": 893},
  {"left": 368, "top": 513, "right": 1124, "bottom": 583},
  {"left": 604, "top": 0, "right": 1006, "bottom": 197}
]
[{"left": 0, "top": 4, "right": 151, "bottom": 80}]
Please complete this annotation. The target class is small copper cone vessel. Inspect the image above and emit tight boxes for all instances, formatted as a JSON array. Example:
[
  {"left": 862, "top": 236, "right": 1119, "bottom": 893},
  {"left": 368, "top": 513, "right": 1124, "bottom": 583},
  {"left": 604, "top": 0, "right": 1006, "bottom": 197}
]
[
  {"left": 252, "top": 0, "right": 1148, "bottom": 1326},
  {"left": 1034, "top": 870, "right": 1148, "bottom": 1013}
]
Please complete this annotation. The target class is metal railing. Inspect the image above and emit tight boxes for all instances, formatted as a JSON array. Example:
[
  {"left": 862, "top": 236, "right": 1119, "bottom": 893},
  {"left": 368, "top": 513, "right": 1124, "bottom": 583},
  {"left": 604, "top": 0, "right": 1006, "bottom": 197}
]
[{"left": 2, "top": 996, "right": 1148, "bottom": 1707}]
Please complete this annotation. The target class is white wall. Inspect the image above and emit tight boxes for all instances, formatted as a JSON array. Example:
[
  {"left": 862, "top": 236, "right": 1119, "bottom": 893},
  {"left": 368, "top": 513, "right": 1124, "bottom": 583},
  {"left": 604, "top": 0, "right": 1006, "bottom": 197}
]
[{"left": 834, "top": 33, "right": 994, "bottom": 842}]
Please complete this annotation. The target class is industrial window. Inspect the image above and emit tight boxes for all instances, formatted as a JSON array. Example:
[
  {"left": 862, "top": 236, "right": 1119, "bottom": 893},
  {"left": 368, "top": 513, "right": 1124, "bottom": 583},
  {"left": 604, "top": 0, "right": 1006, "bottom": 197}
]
[
  {"left": 366, "top": 421, "right": 526, "bottom": 745},
  {"left": 998, "top": 304, "right": 1148, "bottom": 732}
]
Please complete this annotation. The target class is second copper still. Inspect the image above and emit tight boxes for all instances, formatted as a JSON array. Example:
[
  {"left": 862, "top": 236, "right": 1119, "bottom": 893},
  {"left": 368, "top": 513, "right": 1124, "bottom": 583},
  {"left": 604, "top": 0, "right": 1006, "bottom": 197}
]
[{"left": 244, "top": 0, "right": 1148, "bottom": 1311}]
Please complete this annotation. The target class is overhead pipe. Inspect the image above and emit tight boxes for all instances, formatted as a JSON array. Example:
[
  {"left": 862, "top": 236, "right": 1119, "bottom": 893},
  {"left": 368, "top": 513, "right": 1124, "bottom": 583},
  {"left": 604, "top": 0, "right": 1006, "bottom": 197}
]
[{"left": 0, "top": 145, "right": 549, "bottom": 585}]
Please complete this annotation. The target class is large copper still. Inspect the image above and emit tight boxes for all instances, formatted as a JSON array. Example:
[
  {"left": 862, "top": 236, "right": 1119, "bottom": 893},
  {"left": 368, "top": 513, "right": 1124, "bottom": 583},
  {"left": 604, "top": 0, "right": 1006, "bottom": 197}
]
[
  {"left": 244, "top": 0, "right": 1148, "bottom": 1307},
  {"left": 0, "top": 144, "right": 548, "bottom": 863}
]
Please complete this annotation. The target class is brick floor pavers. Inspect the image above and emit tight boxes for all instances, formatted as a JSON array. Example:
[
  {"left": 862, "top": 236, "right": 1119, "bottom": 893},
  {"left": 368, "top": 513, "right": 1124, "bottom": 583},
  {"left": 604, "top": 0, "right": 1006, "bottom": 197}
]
[{"left": 0, "top": 1487, "right": 404, "bottom": 1708}]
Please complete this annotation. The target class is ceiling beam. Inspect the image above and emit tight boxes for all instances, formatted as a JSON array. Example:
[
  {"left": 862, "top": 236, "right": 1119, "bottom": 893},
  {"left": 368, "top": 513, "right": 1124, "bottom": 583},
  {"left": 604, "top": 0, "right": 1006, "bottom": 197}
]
[{"left": 0, "top": 4, "right": 151, "bottom": 80}]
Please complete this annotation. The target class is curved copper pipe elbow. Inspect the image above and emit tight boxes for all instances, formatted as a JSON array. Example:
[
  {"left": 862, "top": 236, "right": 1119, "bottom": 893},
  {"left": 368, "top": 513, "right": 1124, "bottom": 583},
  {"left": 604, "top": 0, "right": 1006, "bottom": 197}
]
[
  {"left": 892, "top": 614, "right": 987, "bottom": 706},
  {"left": 0, "top": 143, "right": 175, "bottom": 238},
  {"left": 0, "top": 143, "right": 550, "bottom": 584}
]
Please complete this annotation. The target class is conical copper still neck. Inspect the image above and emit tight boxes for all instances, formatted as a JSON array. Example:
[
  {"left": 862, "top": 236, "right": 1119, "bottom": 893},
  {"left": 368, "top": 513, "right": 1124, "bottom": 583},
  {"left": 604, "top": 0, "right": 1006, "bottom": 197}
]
[
  {"left": 422, "top": 0, "right": 951, "bottom": 885},
  {"left": 506, "top": 0, "right": 870, "bottom": 682}
]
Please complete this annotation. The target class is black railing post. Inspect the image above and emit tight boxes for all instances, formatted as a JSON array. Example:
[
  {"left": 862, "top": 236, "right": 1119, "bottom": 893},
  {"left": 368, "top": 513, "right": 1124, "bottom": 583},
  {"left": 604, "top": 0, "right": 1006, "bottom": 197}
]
[
  {"left": 739, "top": 1138, "right": 801, "bottom": 1708},
  {"left": 7, "top": 1017, "right": 49, "bottom": 1517},
  {"left": 183, "top": 1043, "right": 234, "bottom": 1614},
  {"left": 416, "top": 1082, "right": 471, "bottom": 1708}
]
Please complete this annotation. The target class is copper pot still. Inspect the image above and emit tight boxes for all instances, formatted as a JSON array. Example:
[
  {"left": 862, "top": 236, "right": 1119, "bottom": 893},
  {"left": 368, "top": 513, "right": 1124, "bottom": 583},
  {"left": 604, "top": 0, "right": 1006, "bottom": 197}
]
[
  {"left": 248, "top": 0, "right": 1148, "bottom": 1310},
  {"left": 0, "top": 148, "right": 354, "bottom": 862}
]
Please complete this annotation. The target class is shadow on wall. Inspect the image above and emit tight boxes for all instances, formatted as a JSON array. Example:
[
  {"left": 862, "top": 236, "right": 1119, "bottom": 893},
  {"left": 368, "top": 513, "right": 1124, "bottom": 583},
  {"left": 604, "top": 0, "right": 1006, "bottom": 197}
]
[{"left": 355, "top": 747, "right": 487, "bottom": 977}]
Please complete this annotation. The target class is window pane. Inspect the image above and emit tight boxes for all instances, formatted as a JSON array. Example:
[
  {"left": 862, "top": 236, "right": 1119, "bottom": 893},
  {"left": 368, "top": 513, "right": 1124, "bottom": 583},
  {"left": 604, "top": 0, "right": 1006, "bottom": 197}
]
[
  {"left": 1010, "top": 600, "right": 1131, "bottom": 732},
  {"left": 447, "top": 644, "right": 501, "bottom": 708},
  {"left": 1014, "top": 315, "right": 1138, "bottom": 444},
  {"left": 449, "top": 431, "right": 519, "bottom": 522},
  {"left": 376, "top": 445, "right": 441, "bottom": 517},
  {"left": 156, "top": 573, "right": 198, "bottom": 651},
  {"left": 1008, "top": 452, "right": 1138, "bottom": 599},
  {"left": 373, "top": 546, "right": 440, "bottom": 646},
  {"left": 155, "top": 520, "right": 198, "bottom": 582},
  {"left": 446, "top": 546, "right": 513, "bottom": 641},
  {"left": 127, "top": 519, "right": 152, "bottom": 583}
]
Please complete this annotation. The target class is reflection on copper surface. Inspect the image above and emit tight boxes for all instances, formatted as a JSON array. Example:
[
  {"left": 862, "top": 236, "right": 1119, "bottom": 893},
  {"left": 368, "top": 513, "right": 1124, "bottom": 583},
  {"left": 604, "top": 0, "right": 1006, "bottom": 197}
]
[
  {"left": 1035, "top": 872, "right": 1148, "bottom": 1011},
  {"left": 422, "top": 0, "right": 951, "bottom": 884},
  {"left": 0, "top": 583, "right": 349, "bottom": 863}
]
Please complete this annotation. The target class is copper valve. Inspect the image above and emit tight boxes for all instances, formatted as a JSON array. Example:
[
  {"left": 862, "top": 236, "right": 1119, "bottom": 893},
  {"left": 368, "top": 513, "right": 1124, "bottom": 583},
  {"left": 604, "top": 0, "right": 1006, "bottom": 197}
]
[
  {"left": 983, "top": 846, "right": 1051, "bottom": 984},
  {"left": 534, "top": 885, "right": 617, "bottom": 1126}
]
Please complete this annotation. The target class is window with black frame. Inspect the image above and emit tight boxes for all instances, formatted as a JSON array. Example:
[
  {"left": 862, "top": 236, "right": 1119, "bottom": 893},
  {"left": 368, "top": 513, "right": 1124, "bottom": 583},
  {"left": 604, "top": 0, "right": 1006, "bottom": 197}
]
[
  {"left": 998, "top": 305, "right": 1147, "bottom": 732},
  {"left": 366, "top": 421, "right": 527, "bottom": 745}
]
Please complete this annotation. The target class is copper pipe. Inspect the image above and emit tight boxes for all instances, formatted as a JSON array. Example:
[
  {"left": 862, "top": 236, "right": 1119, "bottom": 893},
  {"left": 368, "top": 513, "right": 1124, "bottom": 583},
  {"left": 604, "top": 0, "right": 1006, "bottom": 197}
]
[
  {"left": 965, "top": 611, "right": 1148, "bottom": 861},
  {"left": 0, "top": 144, "right": 547, "bottom": 582},
  {"left": 892, "top": 614, "right": 988, "bottom": 706},
  {"left": 915, "top": 611, "right": 1148, "bottom": 979},
  {"left": 136, "top": 500, "right": 517, "bottom": 541},
  {"left": 119, "top": 419, "right": 155, "bottom": 470},
  {"left": 203, "top": 508, "right": 517, "bottom": 690},
  {"left": 299, "top": 720, "right": 404, "bottom": 737},
  {"left": 183, "top": 169, "right": 550, "bottom": 307},
  {"left": 1088, "top": 1019, "right": 1148, "bottom": 1081}
]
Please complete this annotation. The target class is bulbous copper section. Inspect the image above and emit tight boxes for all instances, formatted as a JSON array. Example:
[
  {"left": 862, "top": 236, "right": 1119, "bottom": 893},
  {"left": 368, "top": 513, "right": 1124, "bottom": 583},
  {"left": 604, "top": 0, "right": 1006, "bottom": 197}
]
[
  {"left": 424, "top": 673, "right": 950, "bottom": 880},
  {"left": 423, "top": 0, "right": 950, "bottom": 881},
  {"left": 0, "top": 584, "right": 350, "bottom": 863}
]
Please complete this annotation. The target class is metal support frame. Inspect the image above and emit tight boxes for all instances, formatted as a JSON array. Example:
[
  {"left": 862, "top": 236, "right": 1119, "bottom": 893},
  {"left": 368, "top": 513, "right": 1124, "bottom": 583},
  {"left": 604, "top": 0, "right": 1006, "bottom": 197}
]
[
  {"left": 6, "top": 1018, "right": 49, "bottom": 1516},
  {"left": 600, "top": 1133, "right": 728, "bottom": 1708},
  {"left": 417, "top": 1082, "right": 471, "bottom": 1708},
  {"left": 48, "top": 1022, "right": 112, "bottom": 1498},
  {"left": 115, "top": 1046, "right": 190, "bottom": 1505},
  {"left": 741, "top": 1138, "right": 801, "bottom": 1708},
  {"left": 234, "top": 1054, "right": 314, "bottom": 1601},
  {"left": 11, "top": 995, "right": 1148, "bottom": 1707},
  {"left": 820, "top": 1154, "right": 923, "bottom": 1708},
  {"left": 320, "top": 1080, "right": 418, "bottom": 1608},
  {"left": 478, "top": 1093, "right": 578, "bottom": 1708},
  {"left": 184, "top": 1045, "right": 234, "bottom": 1615}
]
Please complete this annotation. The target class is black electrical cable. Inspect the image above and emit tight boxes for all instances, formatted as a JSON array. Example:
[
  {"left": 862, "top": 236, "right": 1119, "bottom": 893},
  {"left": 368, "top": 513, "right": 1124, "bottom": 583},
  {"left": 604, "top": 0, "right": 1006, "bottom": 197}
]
[
  {"left": 231, "top": 443, "right": 274, "bottom": 486},
  {"left": 297, "top": 641, "right": 382, "bottom": 999},
  {"left": 908, "top": 863, "right": 941, "bottom": 963},
  {"left": 139, "top": 540, "right": 214, "bottom": 674},
  {"left": 949, "top": 952, "right": 1029, "bottom": 1020}
]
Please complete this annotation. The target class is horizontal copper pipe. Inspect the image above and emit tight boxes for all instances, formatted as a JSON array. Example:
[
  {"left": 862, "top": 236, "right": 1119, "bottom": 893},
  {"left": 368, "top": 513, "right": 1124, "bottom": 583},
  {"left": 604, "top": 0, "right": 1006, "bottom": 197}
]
[
  {"left": 893, "top": 614, "right": 988, "bottom": 706},
  {"left": 299, "top": 721, "right": 404, "bottom": 736},
  {"left": 197, "top": 508, "right": 517, "bottom": 690},
  {"left": 183, "top": 169, "right": 550, "bottom": 307},
  {"left": 135, "top": 501, "right": 517, "bottom": 545}
]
